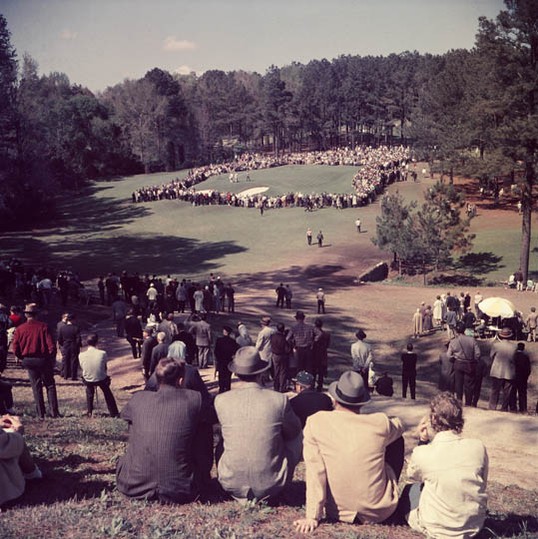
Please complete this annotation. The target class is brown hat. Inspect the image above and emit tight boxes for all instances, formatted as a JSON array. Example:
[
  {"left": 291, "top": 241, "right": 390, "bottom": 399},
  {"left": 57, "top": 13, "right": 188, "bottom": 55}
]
[
  {"left": 328, "top": 371, "right": 371, "bottom": 408},
  {"left": 228, "top": 346, "right": 270, "bottom": 375},
  {"left": 24, "top": 303, "right": 39, "bottom": 315},
  {"left": 499, "top": 327, "right": 513, "bottom": 339}
]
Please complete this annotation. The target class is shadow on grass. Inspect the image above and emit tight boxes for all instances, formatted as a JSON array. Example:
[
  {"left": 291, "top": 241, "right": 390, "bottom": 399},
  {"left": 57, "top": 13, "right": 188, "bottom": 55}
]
[
  {"left": 455, "top": 252, "right": 504, "bottom": 275},
  {"left": 479, "top": 515, "right": 538, "bottom": 538}
]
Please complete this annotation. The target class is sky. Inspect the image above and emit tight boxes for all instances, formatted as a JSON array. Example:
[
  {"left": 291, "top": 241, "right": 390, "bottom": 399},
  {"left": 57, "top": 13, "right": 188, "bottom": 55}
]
[{"left": 2, "top": 0, "right": 505, "bottom": 93}]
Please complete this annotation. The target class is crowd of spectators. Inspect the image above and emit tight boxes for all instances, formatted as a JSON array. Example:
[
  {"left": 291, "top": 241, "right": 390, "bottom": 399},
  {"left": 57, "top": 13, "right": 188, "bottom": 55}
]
[{"left": 131, "top": 145, "right": 411, "bottom": 210}]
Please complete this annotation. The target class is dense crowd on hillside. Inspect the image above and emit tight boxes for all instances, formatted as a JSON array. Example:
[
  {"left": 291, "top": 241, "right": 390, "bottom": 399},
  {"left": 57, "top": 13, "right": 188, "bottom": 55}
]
[{"left": 131, "top": 145, "right": 411, "bottom": 209}]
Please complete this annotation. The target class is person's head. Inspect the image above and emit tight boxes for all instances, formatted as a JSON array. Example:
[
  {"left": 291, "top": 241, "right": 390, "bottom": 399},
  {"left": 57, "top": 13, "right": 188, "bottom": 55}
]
[
  {"left": 531, "top": 307, "right": 536, "bottom": 313},
  {"left": 276, "top": 322, "right": 285, "bottom": 334},
  {"left": 229, "top": 346, "right": 270, "bottom": 382},
  {"left": 127, "top": 308, "right": 135, "bottom": 316},
  {"left": 455, "top": 321, "right": 466, "bottom": 335},
  {"left": 156, "top": 331, "right": 166, "bottom": 343},
  {"left": 295, "top": 311, "right": 305, "bottom": 321},
  {"left": 517, "top": 342, "right": 525, "bottom": 351},
  {"left": 86, "top": 333, "right": 99, "bottom": 347},
  {"left": 222, "top": 325, "right": 232, "bottom": 336},
  {"left": 294, "top": 370, "right": 314, "bottom": 393},
  {"left": 436, "top": 295, "right": 441, "bottom": 300},
  {"left": 65, "top": 312, "right": 75, "bottom": 322},
  {"left": 24, "top": 303, "right": 39, "bottom": 319},
  {"left": 429, "top": 392, "right": 464, "bottom": 435},
  {"left": 155, "top": 358, "right": 185, "bottom": 387},
  {"left": 143, "top": 327, "right": 154, "bottom": 338},
  {"left": 406, "top": 343, "right": 413, "bottom": 352},
  {"left": 328, "top": 371, "right": 370, "bottom": 412},
  {"left": 355, "top": 328, "right": 366, "bottom": 341},
  {"left": 314, "top": 318, "right": 323, "bottom": 329},
  {"left": 260, "top": 316, "right": 271, "bottom": 326},
  {"left": 167, "top": 312, "right": 174, "bottom": 321}
]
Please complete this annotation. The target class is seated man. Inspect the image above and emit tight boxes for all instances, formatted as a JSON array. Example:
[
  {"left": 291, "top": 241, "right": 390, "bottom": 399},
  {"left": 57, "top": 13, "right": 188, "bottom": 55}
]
[
  {"left": 290, "top": 370, "right": 332, "bottom": 428},
  {"left": 402, "top": 392, "right": 488, "bottom": 538},
  {"left": 294, "top": 371, "right": 404, "bottom": 533},
  {"left": 116, "top": 358, "right": 207, "bottom": 504},
  {"left": 215, "top": 346, "right": 302, "bottom": 503},
  {"left": 1, "top": 414, "right": 42, "bottom": 508}
]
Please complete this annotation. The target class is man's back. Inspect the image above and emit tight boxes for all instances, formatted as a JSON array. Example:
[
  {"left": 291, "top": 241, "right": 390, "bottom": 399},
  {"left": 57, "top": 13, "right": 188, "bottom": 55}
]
[
  {"left": 215, "top": 382, "right": 301, "bottom": 499},
  {"left": 79, "top": 347, "right": 108, "bottom": 382},
  {"left": 117, "top": 386, "right": 202, "bottom": 502},
  {"left": 303, "top": 410, "right": 403, "bottom": 524},
  {"left": 290, "top": 390, "right": 332, "bottom": 427}
]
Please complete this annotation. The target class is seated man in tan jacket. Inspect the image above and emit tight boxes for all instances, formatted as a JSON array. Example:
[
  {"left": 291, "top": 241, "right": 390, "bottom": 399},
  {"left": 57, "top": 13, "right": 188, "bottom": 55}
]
[{"left": 294, "top": 370, "right": 404, "bottom": 534}]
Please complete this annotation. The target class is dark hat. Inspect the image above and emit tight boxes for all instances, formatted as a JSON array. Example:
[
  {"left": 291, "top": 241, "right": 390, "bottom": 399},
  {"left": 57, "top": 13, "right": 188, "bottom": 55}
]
[
  {"left": 222, "top": 325, "right": 233, "bottom": 334},
  {"left": 24, "top": 303, "right": 39, "bottom": 315},
  {"left": 228, "top": 346, "right": 270, "bottom": 375},
  {"left": 295, "top": 310, "right": 305, "bottom": 320},
  {"left": 499, "top": 327, "right": 513, "bottom": 339},
  {"left": 260, "top": 316, "right": 271, "bottom": 325},
  {"left": 294, "top": 371, "right": 314, "bottom": 387},
  {"left": 328, "top": 371, "right": 370, "bottom": 408},
  {"left": 355, "top": 329, "right": 366, "bottom": 340}
]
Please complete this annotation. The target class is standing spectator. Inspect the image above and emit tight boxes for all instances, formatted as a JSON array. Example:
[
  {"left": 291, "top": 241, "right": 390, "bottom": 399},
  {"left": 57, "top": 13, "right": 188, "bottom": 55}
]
[
  {"left": 0, "top": 304, "right": 9, "bottom": 373},
  {"left": 124, "top": 309, "right": 143, "bottom": 359},
  {"left": 312, "top": 318, "right": 330, "bottom": 391},
  {"left": 317, "top": 230, "right": 324, "bottom": 247},
  {"left": 36, "top": 276, "right": 53, "bottom": 308},
  {"left": 236, "top": 322, "right": 253, "bottom": 348},
  {"left": 438, "top": 342, "right": 454, "bottom": 393},
  {"left": 285, "top": 285, "right": 293, "bottom": 309},
  {"left": 447, "top": 323, "right": 481, "bottom": 407},
  {"left": 140, "top": 327, "right": 158, "bottom": 379},
  {"left": 176, "top": 323, "right": 196, "bottom": 364},
  {"left": 79, "top": 334, "right": 119, "bottom": 418},
  {"left": 275, "top": 283, "right": 286, "bottom": 308},
  {"left": 214, "top": 326, "right": 239, "bottom": 393},
  {"left": 57, "top": 313, "right": 82, "bottom": 381},
  {"left": 189, "top": 314, "right": 212, "bottom": 368},
  {"left": 224, "top": 283, "right": 235, "bottom": 313},
  {"left": 149, "top": 332, "right": 169, "bottom": 376},
  {"left": 355, "top": 218, "right": 361, "bottom": 233},
  {"left": 488, "top": 328, "right": 516, "bottom": 411},
  {"left": 158, "top": 312, "right": 178, "bottom": 344},
  {"left": 255, "top": 316, "right": 275, "bottom": 363},
  {"left": 316, "top": 288, "right": 326, "bottom": 314},
  {"left": 270, "top": 323, "right": 291, "bottom": 393},
  {"left": 111, "top": 296, "right": 128, "bottom": 338},
  {"left": 432, "top": 296, "right": 443, "bottom": 327},
  {"left": 525, "top": 307, "right": 537, "bottom": 342},
  {"left": 11, "top": 303, "right": 61, "bottom": 419},
  {"left": 513, "top": 342, "right": 531, "bottom": 413},
  {"left": 514, "top": 268, "right": 524, "bottom": 291},
  {"left": 306, "top": 228, "right": 313, "bottom": 246},
  {"left": 474, "top": 291, "right": 483, "bottom": 318},
  {"left": 290, "top": 370, "right": 332, "bottom": 427},
  {"left": 351, "top": 329, "right": 373, "bottom": 389},
  {"left": 288, "top": 311, "right": 315, "bottom": 378},
  {"left": 97, "top": 276, "right": 105, "bottom": 305},
  {"left": 412, "top": 309, "right": 422, "bottom": 338},
  {"left": 401, "top": 343, "right": 417, "bottom": 400}
]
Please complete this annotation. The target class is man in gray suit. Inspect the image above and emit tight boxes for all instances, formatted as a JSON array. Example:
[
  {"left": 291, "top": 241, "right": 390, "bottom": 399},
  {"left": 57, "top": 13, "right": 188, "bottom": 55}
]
[
  {"left": 215, "top": 346, "right": 302, "bottom": 503},
  {"left": 116, "top": 358, "right": 207, "bottom": 503},
  {"left": 488, "top": 327, "right": 516, "bottom": 411}
]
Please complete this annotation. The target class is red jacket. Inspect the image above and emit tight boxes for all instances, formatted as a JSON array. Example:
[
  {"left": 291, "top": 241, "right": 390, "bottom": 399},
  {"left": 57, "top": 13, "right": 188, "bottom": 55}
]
[{"left": 12, "top": 319, "right": 56, "bottom": 359}]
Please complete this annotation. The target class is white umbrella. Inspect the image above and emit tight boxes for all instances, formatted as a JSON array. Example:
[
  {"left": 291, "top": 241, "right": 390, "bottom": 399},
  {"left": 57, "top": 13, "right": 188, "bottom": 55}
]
[{"left": 478, "top": 297, "right": 516, "bottom": 318}]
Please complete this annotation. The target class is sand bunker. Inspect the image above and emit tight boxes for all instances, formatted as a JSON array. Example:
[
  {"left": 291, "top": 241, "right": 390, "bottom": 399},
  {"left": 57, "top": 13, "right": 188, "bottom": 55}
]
[{"left": 237, "top": 186, "right": 269, "bottom": 197}]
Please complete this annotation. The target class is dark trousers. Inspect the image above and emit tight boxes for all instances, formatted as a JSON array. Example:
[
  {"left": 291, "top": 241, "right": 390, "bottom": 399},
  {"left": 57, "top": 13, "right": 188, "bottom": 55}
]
[
  {"left": 217, "top": 368, "right": 232, "bottom": 393},
  {"left": 272, "top": 354, "right": 289, "bottom": 392},
  {"left": 317, "top": 300, "right": 325, "bottom": 314},
  {"left": 296, "top": 346, "right": 312, "bottom": 375},
  {"left": 0, "top": 379, "right": 13, "bottom": 414},
  {"left": 513, "top": 378, "right": 528, "bottom": 413},
  {"left": 126, "top": 336, "right": 142, "bottom": 359},
  {"left": 83, "top": 376, "right": 119, "bottom": 416},
  {"left": 276, "top": 296, "right": 285, "bottom": 308},
  {"left": 23, "top": 357, "right": 60, "bottom": 418},
  {"left": 454, "top": 367, "right": 475, "bottom": 406},
  {"left": 489, "top": 377, "right": 515, "bottom": 411},
  {"left": 402, "top": 370, "right": 416, "bottom": 399},
  {"left": 61, "top": 345, "right": 80, "bottom": 380}
]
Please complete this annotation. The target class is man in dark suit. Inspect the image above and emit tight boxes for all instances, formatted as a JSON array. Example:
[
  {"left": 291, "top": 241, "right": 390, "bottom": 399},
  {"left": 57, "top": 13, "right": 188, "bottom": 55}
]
[
  {"left": 214, "top": 326, "right": 239, "bottom": 393},
  {"left": 57, "top": 312, "right": 82, "bottom": 380},
  {"left": 290, "top": 371, "right": 332, "bottom": 428},
  {"left": 116, "top": 358, "right": 208, "bottom": 503}
]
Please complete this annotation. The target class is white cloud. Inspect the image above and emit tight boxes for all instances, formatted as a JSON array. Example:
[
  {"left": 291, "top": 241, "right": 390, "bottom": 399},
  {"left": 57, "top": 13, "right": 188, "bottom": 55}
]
[
  {"left": 174, "top": 65, "right": 195, "bottom": 75},
  {"left": 163, "top": 36, "right": 196, "bottom": 52},
  {"left": 59, "top": 29, "right": 78, "bottom": 40}
]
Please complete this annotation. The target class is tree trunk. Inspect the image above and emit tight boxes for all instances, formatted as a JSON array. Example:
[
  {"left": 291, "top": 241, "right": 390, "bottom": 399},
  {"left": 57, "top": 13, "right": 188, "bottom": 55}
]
[{"left": 520, "top": 152, "right": 535, "bottom": 283}]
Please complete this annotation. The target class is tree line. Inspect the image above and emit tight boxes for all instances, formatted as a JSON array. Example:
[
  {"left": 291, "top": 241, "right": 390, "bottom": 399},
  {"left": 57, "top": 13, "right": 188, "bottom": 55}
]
[{"left": 0, "top": 1, "right": 536, "bottom": 278}]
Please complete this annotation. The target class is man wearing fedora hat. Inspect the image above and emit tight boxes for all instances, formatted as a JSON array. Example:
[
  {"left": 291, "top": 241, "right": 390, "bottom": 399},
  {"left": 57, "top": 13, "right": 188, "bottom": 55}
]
[
  {"left": 255, "top": 316, "right": 275, "bottom": 363},
  {"left": 294, "top": 371, "right": 404, "bottom": 533},
  {"left": 11, "top": 303, "right": 61, "bottom": 419},
  {"left": 215, "top": 346, "right": 302, "bottom": 503},
  {"left": 290, "top": 371, "right": 332, "bottom": 428},
  {"left": 488, "top": 327, "right": 516, "bottom": 411},
  {"left": 351, "top": 329, "right": 373, "bottom": 389}
]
